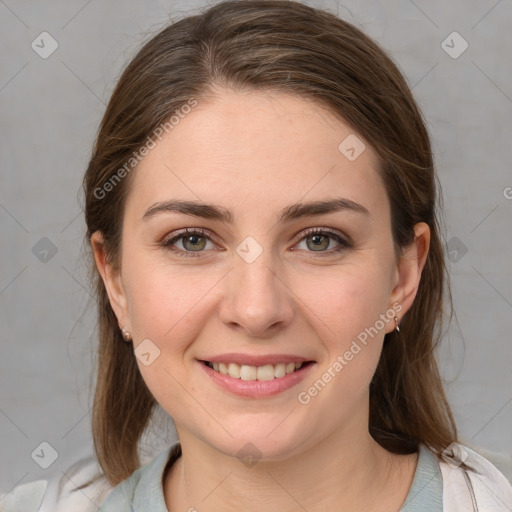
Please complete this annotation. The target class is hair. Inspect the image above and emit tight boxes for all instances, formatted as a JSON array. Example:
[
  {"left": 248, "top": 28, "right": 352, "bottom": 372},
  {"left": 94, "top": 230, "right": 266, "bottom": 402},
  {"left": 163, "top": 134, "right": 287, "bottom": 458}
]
[{"left": 83, "top": 0, "right": 468, "bottom": 486}]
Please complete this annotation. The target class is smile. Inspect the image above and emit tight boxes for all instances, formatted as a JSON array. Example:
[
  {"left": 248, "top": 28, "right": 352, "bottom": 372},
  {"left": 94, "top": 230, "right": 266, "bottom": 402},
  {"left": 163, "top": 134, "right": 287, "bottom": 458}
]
[
  {"left": 202, "top": 361, "right": 308, "bottom": 381},
  {"left": 198, "top": 355, "right": 316, "bottom": 398}
]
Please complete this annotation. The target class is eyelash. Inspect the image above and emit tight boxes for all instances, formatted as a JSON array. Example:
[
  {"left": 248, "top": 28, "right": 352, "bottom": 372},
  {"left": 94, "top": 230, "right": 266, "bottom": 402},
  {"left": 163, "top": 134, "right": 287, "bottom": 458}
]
[{"left": 161, "top": 227, "right": 352, "bottom": 258}]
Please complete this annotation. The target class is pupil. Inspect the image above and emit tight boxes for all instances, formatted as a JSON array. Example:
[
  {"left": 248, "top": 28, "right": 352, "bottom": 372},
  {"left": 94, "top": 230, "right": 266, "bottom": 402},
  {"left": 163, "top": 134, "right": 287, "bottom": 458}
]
[
  {"left": 185, "top": 235, "right": 205, "bottom": 251},
  {"left": 307, "top": 234, "right": 329, "bottom": 251}
]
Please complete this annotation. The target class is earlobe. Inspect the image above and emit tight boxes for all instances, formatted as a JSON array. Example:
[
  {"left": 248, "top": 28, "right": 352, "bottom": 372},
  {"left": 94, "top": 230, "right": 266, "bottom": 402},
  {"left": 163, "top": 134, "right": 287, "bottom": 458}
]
[
  {"left": 90, "top": 231, "right": 130, "bottom": 331},
  {"left": 389, "top": 222, "right": 431, "bottom": 320}
]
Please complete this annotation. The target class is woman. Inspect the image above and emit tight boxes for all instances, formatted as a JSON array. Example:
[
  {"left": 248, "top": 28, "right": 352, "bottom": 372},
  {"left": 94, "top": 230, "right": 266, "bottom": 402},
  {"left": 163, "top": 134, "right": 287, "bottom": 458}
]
[{"left": 3, "top": 0, "right": 511, "bottom": 510}]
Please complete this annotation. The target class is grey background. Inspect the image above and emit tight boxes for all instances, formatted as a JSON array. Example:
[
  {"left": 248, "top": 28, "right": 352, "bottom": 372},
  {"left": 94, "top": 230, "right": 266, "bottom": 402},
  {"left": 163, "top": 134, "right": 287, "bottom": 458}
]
[{"left": 1, "top": 0, "right": 511, "bottom": 495}]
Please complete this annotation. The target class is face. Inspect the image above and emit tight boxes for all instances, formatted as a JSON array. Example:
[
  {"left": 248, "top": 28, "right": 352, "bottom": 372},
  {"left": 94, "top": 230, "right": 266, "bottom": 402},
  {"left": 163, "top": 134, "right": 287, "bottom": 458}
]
[{"left": 93, "top": 89, "right": 428, "bottom": 461}]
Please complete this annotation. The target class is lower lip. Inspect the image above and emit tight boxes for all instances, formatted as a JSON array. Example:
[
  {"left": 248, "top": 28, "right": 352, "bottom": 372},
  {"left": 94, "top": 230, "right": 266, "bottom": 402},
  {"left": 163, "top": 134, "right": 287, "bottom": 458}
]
[{"left": 197, "top": 360, "right": 315, "bottom": 398}]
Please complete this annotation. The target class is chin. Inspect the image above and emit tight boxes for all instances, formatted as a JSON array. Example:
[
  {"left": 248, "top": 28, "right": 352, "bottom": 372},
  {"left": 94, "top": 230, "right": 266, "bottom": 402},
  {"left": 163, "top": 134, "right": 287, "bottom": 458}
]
[{"left": 203, "top": 427, "right": 309, "bottom": 464}]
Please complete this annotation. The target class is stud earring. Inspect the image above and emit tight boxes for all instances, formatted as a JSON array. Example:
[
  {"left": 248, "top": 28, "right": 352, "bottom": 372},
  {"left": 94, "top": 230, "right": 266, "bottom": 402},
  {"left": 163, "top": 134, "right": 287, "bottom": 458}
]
[
  {"left": 394, "top": 317, "right": 400, "bottom": 333},
  {"left": 121, "top": 327, "right": 132, "bottom": 341}
]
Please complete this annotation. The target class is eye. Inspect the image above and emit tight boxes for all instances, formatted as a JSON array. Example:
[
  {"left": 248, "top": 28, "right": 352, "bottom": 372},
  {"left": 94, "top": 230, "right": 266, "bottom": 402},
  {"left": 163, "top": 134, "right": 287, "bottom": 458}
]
[
  {"left": 161, "top": 228, "right": 216, "bottom": 257},
  {"left": 293, "top": 227, "right": 351, "bottom": 255}
]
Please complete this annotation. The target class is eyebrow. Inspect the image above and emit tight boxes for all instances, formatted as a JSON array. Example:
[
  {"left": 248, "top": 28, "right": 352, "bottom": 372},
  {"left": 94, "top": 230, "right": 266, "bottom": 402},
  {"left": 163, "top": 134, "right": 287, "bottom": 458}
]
[{"left": 142, "top": 197, "right": 370, "bottom": 224}]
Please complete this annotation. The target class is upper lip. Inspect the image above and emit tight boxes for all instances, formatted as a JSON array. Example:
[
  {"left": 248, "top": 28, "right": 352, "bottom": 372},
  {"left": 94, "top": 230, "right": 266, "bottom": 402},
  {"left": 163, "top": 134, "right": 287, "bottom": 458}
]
[{"left": 199, "top": 353, "right": 314, "bottom": 366}]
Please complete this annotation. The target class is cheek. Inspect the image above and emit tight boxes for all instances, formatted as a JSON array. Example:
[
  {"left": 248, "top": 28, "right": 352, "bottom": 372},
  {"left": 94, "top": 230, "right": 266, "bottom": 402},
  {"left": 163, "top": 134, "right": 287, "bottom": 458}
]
[
  {"left": 300, "top": 262, "right": 392, "bottom": 342},
  {"left": 122, "top": 250, "right": 202, "bottom": 334},
  {"left": 122, "top": 254, "right": 226, "bottom": 383},
  {"left": 293, "top": 269, "right": 391, "bottom": 415},
  {"left": 295, "top": 261, "right": 392, "bottom": 395},
  {"left": 124, "top": 261, "right": 211, "bottom": 411}
]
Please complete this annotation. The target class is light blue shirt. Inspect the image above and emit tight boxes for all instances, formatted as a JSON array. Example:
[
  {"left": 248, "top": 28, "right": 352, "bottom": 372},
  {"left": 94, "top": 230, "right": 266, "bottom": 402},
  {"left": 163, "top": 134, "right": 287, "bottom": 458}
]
[
  {"left": 400, "top": 443, "right": 443, "bottom": 511},
  {"left": 100, "top": 442, "right": 442, "bottom": 511}
]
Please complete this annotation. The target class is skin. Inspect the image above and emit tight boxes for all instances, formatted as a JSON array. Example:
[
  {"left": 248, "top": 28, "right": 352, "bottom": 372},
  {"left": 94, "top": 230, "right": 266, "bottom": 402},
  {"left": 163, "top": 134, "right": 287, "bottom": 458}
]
[{"left": 92, "top": 89, "right": 430, "bottom": 511}]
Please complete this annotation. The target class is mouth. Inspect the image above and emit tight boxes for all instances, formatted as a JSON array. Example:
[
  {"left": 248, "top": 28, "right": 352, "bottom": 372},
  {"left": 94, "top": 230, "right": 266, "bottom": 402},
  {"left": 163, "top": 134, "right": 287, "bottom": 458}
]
[{"left": 200, "top": 360, "right": 315, "bottom": 381}]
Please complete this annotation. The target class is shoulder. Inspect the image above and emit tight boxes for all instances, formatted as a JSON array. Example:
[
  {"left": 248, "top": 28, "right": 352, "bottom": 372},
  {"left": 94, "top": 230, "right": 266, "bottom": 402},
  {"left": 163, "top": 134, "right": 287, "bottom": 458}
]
[
  {"left": 0, "top": 444, "right": 180, "bottom": 512},
  {"left": 0, "top": 479, "right": 48, "bottom": 512},
  {"left": 99, "top": 443, "right": 180, "bottom": 511},
  {"left": 0, "top": 455, "right": 113, "bottom": 512},
  {"left": 438, "top": 442, "right": 512, "bottom": 512}
]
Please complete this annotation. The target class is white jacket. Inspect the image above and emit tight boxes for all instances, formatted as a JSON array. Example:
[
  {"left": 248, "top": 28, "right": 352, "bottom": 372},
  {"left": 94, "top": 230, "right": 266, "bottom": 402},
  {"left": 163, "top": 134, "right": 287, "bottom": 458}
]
[{"left": 1, "top": 442, "right": 511, "bottom": 511}]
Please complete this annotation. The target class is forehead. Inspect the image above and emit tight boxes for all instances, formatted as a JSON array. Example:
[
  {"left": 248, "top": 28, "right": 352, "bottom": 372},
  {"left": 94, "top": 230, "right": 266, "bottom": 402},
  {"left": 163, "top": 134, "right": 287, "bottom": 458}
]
[{"left": 125, "top": 89, "right": 387, "bottom": 224}]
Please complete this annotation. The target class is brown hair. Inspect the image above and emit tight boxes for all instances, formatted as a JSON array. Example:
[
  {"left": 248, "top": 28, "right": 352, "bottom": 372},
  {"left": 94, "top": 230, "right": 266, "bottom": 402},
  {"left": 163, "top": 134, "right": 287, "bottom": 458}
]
[{"left": 83, "top": 0, "right": 466, "bottom": 486}]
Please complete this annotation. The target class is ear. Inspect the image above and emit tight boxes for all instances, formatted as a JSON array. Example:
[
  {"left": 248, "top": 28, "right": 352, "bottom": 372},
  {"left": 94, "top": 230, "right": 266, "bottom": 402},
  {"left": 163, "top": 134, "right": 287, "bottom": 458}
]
[
  {"left": 90, "top": 231, "right": 130, "bottom": 332},
  {"left": 387, "top": 222, "right": 430, "bottom": 329}
]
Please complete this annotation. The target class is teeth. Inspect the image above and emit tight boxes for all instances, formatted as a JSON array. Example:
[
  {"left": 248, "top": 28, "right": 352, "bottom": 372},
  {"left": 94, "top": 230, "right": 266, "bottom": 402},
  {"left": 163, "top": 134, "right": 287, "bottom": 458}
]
[
  {"left": 274, "top": 363, "right": 286, "bottom": 378},
  {"left": 240, "top": 365, "right": 257, "bottom": 380},
  {"left": 207, "top": 361, "right": 305, "bottom": 380},
  {"left": 228, "top": 363, "right": 241, "bottom": 379},
  {"left": 256, "top": 364, "right": 275, "bottom": 381}
]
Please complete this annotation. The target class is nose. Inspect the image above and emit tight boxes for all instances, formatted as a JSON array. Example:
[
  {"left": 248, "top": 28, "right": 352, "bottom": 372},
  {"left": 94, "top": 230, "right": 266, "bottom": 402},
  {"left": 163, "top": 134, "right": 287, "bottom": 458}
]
[{"left": 218, "top": 246, "right": 295, "bottom": 339}]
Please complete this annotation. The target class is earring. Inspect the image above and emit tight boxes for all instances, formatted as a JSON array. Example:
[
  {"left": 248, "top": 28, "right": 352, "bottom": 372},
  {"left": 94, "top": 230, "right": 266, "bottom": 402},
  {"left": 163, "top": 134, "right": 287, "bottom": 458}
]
[
  {"left": 394, "top": 317, "right": 400, "bottom": 333},
  {"left": 121, "top": 327, "right": 132, "bottom": 341}
]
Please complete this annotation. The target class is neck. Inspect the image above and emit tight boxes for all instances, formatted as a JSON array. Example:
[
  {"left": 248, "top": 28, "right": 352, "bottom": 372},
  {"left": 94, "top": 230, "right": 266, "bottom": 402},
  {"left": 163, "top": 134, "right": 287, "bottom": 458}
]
[{"left": 164, "top": 423, "right": 417, "bottom": 512}]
